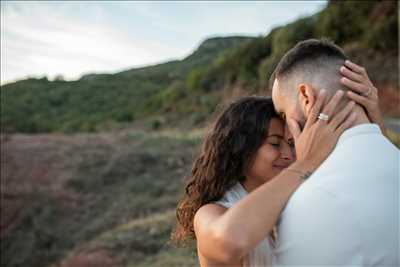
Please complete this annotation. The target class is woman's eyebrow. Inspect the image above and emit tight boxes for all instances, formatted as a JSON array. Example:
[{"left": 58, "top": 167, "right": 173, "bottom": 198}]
[{"left": 266, "top": 134, "right": 284, "bottom": 138}]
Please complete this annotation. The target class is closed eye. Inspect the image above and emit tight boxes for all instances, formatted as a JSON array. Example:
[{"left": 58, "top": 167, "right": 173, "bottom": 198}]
[
  {"left": 269, "top": 143, "right": 280, "bottom": 147},
  {"left": 266, "top": 135, "right": 283, "bottom": 148}
]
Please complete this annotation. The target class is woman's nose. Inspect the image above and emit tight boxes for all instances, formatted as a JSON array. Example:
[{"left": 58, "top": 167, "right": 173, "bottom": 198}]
[{"left": 280, "top": 142, "right": 295, "bottom": 161}]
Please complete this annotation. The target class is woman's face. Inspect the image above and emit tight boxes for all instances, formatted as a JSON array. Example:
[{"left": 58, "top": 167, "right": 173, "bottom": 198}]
[{"left": 245, "top": 118, "right": 295, "bottom": 185}]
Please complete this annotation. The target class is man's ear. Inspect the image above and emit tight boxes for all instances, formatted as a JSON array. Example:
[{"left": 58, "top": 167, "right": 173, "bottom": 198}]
[{"left": 297, "top": 83, "right": 316, "bottom": 117}]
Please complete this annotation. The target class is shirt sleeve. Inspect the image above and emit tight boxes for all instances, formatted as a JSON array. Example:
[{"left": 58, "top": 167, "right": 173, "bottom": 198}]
[{"left": 273, "top": 185, "right": 363, "bottom": 266}]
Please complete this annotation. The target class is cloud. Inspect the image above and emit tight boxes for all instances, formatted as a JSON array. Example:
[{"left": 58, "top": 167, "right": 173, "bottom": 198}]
[
  {"left": 1, "top": 1, "right": 185, "bottom": 84},
  {"left": 0, "top": 1, "right": 326, "bottom": 85}
]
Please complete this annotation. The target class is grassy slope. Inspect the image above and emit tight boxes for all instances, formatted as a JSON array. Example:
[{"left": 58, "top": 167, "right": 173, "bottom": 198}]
[{"left": 1, "top": 130, "right": 203, "bottom": 267}]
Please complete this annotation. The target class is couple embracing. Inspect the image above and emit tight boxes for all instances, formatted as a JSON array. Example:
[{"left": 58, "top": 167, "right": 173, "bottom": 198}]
[{"left": 173, "top": 39, "right": 399, "bottom": 266}]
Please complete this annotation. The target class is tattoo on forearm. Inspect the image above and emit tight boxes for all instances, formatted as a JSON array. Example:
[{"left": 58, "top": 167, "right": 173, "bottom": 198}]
[
  {"left": 300, "top": 171, "right": 313, "bottom": 180},
  {"left": 286, "top": 169, "right": 313, "bottom": 180}
]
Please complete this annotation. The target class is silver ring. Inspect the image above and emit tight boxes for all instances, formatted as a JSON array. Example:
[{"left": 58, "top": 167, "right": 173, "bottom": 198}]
[
  {"left": 363, "top": 87, "right": 372, "bottom": 97},
  {"left": 318, "top": 113, "right": 329, "bottom": 121}
]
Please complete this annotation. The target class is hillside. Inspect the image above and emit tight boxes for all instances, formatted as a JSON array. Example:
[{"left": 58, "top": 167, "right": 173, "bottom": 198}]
[
  {"left": 1, "top": 1, "right": 398, "bottom": 134},
  {"left": 1, "top": 37, "right": 254, "bottom": 133},
  {"left": 1, "top": 130, "right": 202, "bottom": 267}
]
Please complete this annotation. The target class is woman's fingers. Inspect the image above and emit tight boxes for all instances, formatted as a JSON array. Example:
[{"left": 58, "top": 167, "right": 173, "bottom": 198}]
[
  {"left": 304, "top": 89, "right": 326, "bottom": 130},
  {"left": 287, "top": 118, "right": 301, "bottom": 141},
  {"left": 340, "top": 66, "right": 363, "bottom": 83},
  {"left": 335, "top": 111, "right": 357, "bottom": 136},
  {"left": 319, "top": 90, "right": 344, "bottom": 120},
  {"left": 340, "top": 77, "right": 367, "bottom": 94},
  {"left": 346, "top": 91, "right": 373, "bottom": 108},
  {"left": 344, "top": 60, "right": 367, "bottom": 75},
  {"left": 329, "top": 101, "right": 355, "bottom": 130}
]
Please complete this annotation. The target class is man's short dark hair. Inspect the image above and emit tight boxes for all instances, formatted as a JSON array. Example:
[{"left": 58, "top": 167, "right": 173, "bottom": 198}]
[{"left": 272, "top": 38, "right": 349, "bottom": 98}]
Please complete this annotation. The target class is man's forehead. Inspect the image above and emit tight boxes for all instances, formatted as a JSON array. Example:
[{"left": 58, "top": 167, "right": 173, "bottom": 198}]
[{"left": 271, "top": 79, "right": 284, "bottom": 113}]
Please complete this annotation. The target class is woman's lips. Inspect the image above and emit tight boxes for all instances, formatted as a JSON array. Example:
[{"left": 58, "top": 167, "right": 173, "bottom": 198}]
[
  {"left": 273, "top": 163, "right": 290, "bottom": 170},
  {"left": 273, "top": 165, "right": 287, "bottom": 169}
]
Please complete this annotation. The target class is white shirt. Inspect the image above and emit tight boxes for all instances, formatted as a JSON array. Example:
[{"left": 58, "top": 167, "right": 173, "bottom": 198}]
[
  {"left": 273, "top": 124, "right": 400, "bottom": 266},
  {"left": 214, "top": 182, "right": 274, "bottom": 267}
]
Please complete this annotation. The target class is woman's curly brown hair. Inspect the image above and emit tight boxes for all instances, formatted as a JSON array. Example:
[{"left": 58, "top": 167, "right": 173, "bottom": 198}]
[{"left": 171, "top": 96, "right": 279, "bottom": 246}]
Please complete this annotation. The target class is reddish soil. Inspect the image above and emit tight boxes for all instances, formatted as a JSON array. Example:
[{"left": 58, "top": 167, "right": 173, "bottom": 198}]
[{"left": 53, "top": 248, "right": 121, "bottom": 267}]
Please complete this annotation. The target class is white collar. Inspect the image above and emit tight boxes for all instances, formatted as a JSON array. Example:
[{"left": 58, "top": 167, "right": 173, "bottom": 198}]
[
  {"left": 338, "top": 123, "right": 382, "bottom": 144},
  {"left": 237, "top": 181, "right": 249, "bottom": 195}
]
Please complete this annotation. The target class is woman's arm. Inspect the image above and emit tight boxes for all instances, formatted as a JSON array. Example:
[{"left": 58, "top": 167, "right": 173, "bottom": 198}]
[
  {"left": 194, "top": 89, "right": 357, "bottom": 264},
  {"left": 340, "top": 60, "right": 387, "bottom": 136},
  {"left": 194, "top": 161, "right": 309, "bottom": 265},
  {"left": 194, "top": 160, "right": 311, "bottom": 263}
]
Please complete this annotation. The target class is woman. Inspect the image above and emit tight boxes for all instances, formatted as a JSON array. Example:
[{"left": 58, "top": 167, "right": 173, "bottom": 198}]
[{"left": 172, "top": 61, "right": 386, "bottom": 266}]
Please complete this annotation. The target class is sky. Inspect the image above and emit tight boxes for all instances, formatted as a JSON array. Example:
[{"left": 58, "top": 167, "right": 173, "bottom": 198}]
[{"left": 0, "top": 1, "right": 326, "bottom": 85}]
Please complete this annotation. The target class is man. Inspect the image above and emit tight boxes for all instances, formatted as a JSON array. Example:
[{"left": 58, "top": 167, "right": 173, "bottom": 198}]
[{"left": 271, "top": 39, "right": 399, "bottom": 265}]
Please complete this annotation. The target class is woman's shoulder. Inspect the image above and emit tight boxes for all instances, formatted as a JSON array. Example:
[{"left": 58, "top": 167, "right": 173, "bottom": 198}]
[
  {"left": 194, "top": 203, "right": 227, "bottom": 234},
  {"left": 194, "top": 182, "right": 246, "bottom": 231},
  {"left": 197, "top": 202, "right": 227, "bottom": 214}
]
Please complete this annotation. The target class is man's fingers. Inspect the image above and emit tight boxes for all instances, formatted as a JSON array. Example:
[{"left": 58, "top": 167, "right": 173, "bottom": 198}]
[
  {"left": 340, "top": 66, "right": 363, "bottom": 83},
  {"left": 304, "top": 89, "right": 326, "bottom": 130},
  {"left": 329, "top": 101, "right": 355, "bottom": 130},
  {"left": 287, "top": 118, "right": 301, "bottom": 140}
]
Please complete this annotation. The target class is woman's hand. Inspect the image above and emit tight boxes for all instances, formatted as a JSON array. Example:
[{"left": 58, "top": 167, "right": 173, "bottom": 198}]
[
  {"left": 287, "top": 89, "right": 357, "bottom": 171},
  {"left": 340, "top": 60, "right": 387, "bottom": 136}
]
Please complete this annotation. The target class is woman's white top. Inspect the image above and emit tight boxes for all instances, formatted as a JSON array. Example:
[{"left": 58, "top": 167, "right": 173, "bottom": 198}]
[{"left": 213, "top": 182, "right": 274, "bottom": 267}]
